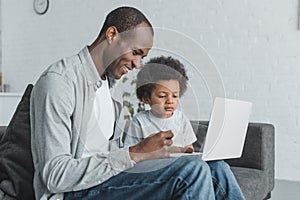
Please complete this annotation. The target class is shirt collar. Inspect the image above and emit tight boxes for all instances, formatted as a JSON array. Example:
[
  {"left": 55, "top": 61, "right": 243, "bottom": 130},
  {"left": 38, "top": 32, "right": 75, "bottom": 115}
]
[{"left": 78, "top": 46, "right": 102, "bottom": 88}]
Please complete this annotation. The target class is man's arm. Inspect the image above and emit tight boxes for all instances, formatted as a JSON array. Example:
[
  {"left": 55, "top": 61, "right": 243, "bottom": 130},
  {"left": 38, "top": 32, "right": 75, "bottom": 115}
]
[
  {"left": 30, "top": 73, "right": 134, "bottom": 193},
  {"left": 129, "top": 130, "right": 188, "bottom": 162}
]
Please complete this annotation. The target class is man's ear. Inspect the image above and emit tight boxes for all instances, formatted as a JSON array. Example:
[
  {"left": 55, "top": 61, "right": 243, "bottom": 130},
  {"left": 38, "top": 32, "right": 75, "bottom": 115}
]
[{"left": 105, "top": 26, "right": 119, "bottom": 44}]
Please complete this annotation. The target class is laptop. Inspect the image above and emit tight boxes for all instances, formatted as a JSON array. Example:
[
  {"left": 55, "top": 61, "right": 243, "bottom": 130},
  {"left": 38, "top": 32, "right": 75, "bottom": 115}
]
[{"left": 170, "top": 97, "right": 252, "bottom": 161}]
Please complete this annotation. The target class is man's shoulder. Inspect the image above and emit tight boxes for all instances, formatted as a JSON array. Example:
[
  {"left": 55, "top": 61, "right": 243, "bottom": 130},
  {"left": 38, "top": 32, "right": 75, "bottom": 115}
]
[
  {"left": 43, "top": 53, "right": 81, "bottom": 76},
  {"left": 32, "top": 52, "right": 85, "bottom": 98},
  {"left": 34, "top": 53, "right": 86, "bottom": 93}
]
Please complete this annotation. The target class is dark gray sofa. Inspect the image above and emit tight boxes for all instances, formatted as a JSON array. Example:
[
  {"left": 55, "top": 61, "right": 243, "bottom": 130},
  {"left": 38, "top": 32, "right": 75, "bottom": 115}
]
[
  {"left": 0, "top": 85, "right": 275, "bottom": 199},
  {"left": 190, "top": 121, "right": 275, "bottom": 200}
]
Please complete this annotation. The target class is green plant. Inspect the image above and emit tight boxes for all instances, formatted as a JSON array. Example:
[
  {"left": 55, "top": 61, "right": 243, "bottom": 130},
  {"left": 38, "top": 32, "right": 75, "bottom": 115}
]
[{"left": 122, "top": 75, "right": 145, "bottom": 120}]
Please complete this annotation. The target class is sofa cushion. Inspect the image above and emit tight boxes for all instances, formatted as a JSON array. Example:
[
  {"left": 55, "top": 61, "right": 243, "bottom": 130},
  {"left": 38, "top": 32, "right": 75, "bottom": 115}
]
[
  {"left": 0, "top": 84, "right": 34, "bottom": 199},
  {"left": 231, "top": 166, "right": 269, "bottom": 200}
]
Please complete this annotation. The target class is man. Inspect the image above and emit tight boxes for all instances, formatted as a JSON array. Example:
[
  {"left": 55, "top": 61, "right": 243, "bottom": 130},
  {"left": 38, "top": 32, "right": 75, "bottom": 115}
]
[{"left": 30, "top": 6, "right": 244, "bottom": 199}]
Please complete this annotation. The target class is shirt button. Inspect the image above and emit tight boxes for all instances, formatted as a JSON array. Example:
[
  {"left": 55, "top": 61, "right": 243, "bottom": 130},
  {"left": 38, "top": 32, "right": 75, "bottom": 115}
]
[{"left": 96, "top": 80, "right": 102, "bottom": 88}]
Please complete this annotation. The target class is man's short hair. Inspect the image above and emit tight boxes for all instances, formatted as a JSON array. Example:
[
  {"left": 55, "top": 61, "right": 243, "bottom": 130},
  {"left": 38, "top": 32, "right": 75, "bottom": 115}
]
[
  {"left": 136, "top": 56, "right": 189, "bottom": 101},
  {"left": 99, "top": 6, "right": 153, "bottom": 37}
]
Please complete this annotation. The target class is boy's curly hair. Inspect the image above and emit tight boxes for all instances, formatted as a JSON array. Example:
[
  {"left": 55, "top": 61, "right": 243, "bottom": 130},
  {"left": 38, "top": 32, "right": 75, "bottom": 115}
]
[{"left": 136, "top": 56, "right": 189, "bottom": 101}]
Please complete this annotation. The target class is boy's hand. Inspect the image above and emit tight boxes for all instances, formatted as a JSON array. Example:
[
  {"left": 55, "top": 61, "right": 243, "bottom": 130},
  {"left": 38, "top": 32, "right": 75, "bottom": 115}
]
[
  {"left": 184, "top": 145, "right": 194, "bottom": 153},
  {"left": 129, "top": 130, "right": 174, "bottom": 162}
]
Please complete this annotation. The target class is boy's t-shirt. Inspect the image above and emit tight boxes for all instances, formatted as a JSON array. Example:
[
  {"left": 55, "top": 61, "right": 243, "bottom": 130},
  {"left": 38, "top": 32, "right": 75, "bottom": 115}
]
[{"left": 124, "top": 110, "right": 197, "bottom": 147}]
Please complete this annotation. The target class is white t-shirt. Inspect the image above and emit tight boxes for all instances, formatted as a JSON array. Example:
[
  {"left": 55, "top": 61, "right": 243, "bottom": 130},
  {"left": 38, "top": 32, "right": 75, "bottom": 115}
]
[
  {"left": 82, "top": 79, "right": 115, "bottom": 157},
  {"left": 124, "top": 110, "right": 197, "bottom": 147}
]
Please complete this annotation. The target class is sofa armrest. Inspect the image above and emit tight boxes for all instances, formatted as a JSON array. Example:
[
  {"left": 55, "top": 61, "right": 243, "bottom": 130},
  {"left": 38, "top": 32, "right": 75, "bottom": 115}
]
[
  {"left": 226, "top": 122, "right": 275, "bottom": 199},
  {"left": 190, "top": 121, "right": 275, "bottom": 171},
  {"left": 226, "top": 123, "right": 274, "bottom": 171}
]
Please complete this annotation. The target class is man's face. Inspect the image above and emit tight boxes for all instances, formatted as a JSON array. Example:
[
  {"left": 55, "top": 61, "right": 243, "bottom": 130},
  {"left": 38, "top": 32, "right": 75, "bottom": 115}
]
[
  {"left": 105, "top": 23, "right": 153, "bottom": 79},
  {"left": 145, "top": 80, "right": 180, "bottom": 118}
]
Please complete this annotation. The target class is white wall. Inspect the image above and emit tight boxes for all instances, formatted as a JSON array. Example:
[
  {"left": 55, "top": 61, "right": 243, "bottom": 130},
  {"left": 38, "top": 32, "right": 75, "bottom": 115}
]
[
  {"left": 0, "top": 0, "right": 2, "bottom": 72},
  {"left": 1, "top": 0, "right": 300, "bottom": 181}
]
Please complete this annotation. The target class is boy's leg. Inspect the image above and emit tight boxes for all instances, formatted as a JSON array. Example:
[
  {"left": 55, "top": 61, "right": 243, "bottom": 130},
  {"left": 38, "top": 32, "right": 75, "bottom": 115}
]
[
  {"left": 64, "top": 156, "right": 215, "bottom": 200},
  {"left": 207, "top": 160, "right": 245, "bottom": 200}
]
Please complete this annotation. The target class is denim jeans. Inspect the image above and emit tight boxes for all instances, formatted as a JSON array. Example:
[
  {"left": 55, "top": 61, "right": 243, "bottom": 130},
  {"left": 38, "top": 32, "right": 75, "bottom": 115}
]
[
  {"left": 207, "top": 160, "right": 245, "bottom": 200},
  {"left": 64, "top": 157, "right": 245, "bottom": 200}
]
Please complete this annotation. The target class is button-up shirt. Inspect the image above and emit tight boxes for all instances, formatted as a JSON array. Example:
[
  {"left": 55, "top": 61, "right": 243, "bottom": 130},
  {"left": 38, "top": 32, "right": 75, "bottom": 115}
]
[{"left": 30, "top": 47, "right": 134, "bottom": 200}]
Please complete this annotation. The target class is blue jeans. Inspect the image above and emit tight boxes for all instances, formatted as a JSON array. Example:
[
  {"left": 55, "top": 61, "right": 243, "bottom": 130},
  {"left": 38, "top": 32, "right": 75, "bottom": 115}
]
[
  {"left": 64, "top": 157, "right": 245, "bottom": 200},
  {"left": 207, "top": 160, "right": 245, "bottom": 200}
]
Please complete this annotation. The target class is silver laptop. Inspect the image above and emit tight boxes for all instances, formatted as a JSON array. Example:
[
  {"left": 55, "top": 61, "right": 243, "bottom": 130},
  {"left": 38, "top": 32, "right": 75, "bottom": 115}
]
[{"left": 170, "top": 97, "right": 252, "bottom": 161}]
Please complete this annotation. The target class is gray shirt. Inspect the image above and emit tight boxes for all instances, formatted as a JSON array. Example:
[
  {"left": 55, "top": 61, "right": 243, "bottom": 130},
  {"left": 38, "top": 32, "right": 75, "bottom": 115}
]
[
  {"left": 124, "top": 110, "right": 197, "bottom": 147},
  {"left": 30, "top": 47, "right": 134, "bottom": 200}
]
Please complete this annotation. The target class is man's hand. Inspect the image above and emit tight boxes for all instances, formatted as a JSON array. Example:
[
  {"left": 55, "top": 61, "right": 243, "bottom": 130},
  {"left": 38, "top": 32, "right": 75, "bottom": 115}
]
[{"left": 129, "top": 130, "right": 183, "bottom": 162}]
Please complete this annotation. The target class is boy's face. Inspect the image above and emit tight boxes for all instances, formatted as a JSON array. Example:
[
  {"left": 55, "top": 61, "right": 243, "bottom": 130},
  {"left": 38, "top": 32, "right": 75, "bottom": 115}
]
[{"left": 143, "top": 79, "right": 180, "bottom": 118}]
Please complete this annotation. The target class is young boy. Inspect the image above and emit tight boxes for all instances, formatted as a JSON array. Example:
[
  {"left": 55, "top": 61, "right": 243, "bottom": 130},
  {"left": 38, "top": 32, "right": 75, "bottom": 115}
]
[{"left": 123, "top": 56, "right": 196, "bottom": 152}]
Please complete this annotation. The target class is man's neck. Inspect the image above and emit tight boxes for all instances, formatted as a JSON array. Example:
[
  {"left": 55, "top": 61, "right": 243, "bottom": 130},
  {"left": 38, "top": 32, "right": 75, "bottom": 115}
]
[{"left": 88, "top": 39, "right": 106, "bottom": 78}]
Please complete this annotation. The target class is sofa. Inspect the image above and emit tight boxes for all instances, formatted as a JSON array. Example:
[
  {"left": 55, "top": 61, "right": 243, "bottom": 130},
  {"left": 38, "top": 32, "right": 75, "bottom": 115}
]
[{"left": 0, "top": 84, "right": 275, "bottom": 199}]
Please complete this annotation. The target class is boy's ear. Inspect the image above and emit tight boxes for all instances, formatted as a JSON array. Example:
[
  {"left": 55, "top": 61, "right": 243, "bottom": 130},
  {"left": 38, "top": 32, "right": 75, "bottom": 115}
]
[
  {"left": 141, "top": 97, "right": 150, "bottom": 104},
  {"left": 105, "top": 26, "right": 119, "bottom": 44}
]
